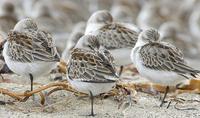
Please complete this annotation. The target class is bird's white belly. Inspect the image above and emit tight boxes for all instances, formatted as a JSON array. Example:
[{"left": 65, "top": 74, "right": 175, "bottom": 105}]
[
  {"left": 3, "top": 46, "right": 57, "bottom": 78},
  {"left": 5, "top": 58, "right": 56, "bottom": 78},
  {"left": 67, "top": 77, "right": 116, "bottom": 96},
  {"left": 137, "top": 65, "right": 184, "bottom": 86},
  {"left": 132, "top": 48, "right": 185, "bottom": 86},
  {"left": 111, "top": 48, "right": 132, "bottom": 66}
]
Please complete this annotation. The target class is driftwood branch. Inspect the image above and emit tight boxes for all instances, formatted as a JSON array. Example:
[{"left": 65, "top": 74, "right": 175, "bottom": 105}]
[{"left": 0, "top": 75, "right": 199, "bottom": 105}]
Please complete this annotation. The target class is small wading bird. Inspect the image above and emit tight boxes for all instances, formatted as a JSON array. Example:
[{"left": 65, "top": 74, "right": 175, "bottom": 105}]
[
  {"left": 0, "top": 1, "right": 18, "bottom": 40},
  {"left": 131, "top": 28, "right": 200, "bottom": 107},
  {"left": 67, "top": 35, "right": 119, "bottom": 116},
  {"left": 3, "top": 18, "right": 60, "bottom": 92},
  {"left": 85, "top": 10, "right": 141, "bottom": 75},
  {"left": 61, "top": 22, "right": 86, "bottom": 62}
]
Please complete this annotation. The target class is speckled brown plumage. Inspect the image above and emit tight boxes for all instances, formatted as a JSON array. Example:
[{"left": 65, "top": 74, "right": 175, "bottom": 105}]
[
  {"left": 68, "top": 48, "right": 117, "bottom": 83},
  {"left": 6, "top": 30, "right": 59, "bottom": 63},
  {"left": 139, "top": 38, "right": 200, "bottom": 78},
  {"left": 94, "top": 23, "right": 139, "bottom": 49}
]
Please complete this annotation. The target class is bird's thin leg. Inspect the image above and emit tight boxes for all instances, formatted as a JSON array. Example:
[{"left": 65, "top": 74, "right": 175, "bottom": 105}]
[
  {"left": 0, "top": 74, "right": 4, "bottom": 80},
  {"left": 119, "top": 66, "right": 123, "bottom": 76},
  {"left": 160, "top": 86, "right": 169, "bottom": 107},
  {"left": 89, "top": 91, "right": 95, "bottom": 116},
  {"left": 29, "top": 74, "right": 35, "bottom": 100},
  {"left": 29, "top": 74, "right": 33, "bottom": 91}
]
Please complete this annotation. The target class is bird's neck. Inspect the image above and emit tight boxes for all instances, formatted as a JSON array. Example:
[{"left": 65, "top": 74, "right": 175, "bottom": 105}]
[
  {"left": 85, "top": 23, "right": 104, "bottom": 34},
  {"left": 134, "top": 39, "right": 147, "bottom": 49},
  {"left": 74, "top": 38, "right": 90, "bottom": 51}
]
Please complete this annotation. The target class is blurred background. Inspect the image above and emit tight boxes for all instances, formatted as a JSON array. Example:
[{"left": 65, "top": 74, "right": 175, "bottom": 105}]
[{"left": 0, "top": 0, "right": 200, "bottom": 69}]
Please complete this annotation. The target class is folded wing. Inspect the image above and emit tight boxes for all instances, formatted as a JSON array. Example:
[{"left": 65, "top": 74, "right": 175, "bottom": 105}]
[{"left": 139, "top": 42, "right": 200, "bottom": 78}]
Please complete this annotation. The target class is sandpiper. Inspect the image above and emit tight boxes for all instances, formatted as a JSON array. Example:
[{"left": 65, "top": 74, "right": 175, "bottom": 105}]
[
  {"left": 131, "top": 28, "right": 200, "bottom": 107},
  {"left": 85, "top": 10, "right": 141, "bottom": 74},
  {"left": 3, "top": 18, "right": 60, "bottom": 92},
  {"left": 67, "top": 35, "right": 119, "bottom": 116}
]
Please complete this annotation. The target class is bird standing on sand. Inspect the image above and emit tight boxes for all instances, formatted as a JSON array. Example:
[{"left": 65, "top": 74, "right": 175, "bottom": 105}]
[
  {"left": 85, "top": 10, "right": 141, "bottom": 75},
  {"left": 131, "top": 28, "right": 200, "bottom": 107},
  {"left": 67, "top": 35, "right": 119, "bottom": 116},
  {"left": 3, "top": 18, "right": 60, "bottom": 92}
]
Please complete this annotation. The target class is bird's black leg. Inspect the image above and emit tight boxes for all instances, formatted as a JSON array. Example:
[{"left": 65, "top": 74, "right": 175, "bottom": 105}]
[
  {"left": 0, "top": 74, "right": 4, "bottom": 80},
  {"left": 89, "top": 91, "right": 95, "bottom": 116},
  {"left": 29, "top": 74, "right": 33, "bottom": 91},
  {"left": 119, "top": 66, "right": 123, "bottom": 76},
  {"left": 160, "top": 86, "right": 169, "bottom": 107},
  {"left": 29, "top": 74, "right": 35, "bottom": 100}
]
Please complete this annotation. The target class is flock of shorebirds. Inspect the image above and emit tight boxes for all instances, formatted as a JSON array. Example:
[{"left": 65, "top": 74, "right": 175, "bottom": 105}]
[{"left": 0, "top": 0, "right": 200, "bottom": 116}]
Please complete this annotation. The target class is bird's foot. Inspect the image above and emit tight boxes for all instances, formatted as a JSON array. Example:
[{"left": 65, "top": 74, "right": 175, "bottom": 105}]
[
  {"left": 159, "top": 99, "right": 169, "bottom": 108},
  {"left": 113, "top": 83, "right": 137, "bottom": 111},
  {"left": 169, "top": 97, "right": 199, "bottom": 110},
  {"left": 88, "top": 112, "right": 96, "bottom": 117},
  {"left": 79, "top": 112, "right": 96, "bottom": 117}
]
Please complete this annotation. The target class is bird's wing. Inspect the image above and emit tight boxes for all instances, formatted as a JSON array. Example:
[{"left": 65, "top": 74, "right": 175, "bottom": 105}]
[
  {"left": 68, "top": 48, "right": 118, "bottom": 83},
  {"left": 7, "top": 30, "right": 60, "bottom": 62},
  {"left": 94, "top": 23, "right": 139, "bottom": 49},
  {"left": 139, "top": 42, "right": 200, "bottom": 77}
]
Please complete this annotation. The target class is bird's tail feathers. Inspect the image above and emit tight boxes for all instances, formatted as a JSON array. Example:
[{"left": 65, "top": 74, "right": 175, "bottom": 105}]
[{"left": 191, "top": 70, "right": 200, "bottom": 80}]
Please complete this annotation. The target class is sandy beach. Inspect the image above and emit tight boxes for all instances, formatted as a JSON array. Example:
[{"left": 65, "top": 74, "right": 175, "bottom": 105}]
[{"left": 0, "top": 72, "right": 199, "bottom": 118}]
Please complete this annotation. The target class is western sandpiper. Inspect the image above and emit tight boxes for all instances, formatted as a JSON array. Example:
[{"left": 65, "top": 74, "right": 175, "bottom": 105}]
[
  {"left": 0, "top": 1, "right": 18, "bottom": 37},
  {"left": 62, "top": 22, "right": 86, "bottom": 62},
  {"left": 137, "top": 2, "right": 167, "bottom": 29},
  {"left": 189, "top": 6, "right": 200, "bottom": 39},
  {"left": 85, "top": 10, "right": 141, "bottom": 74},
  {"left": 3, "top": 18, "right": 60, "bottom": 92},
  {"left": 159, "top": 21, "right": 200, "bottom": 58},
  {"left": 110, "top": 0, "right": 140, "bottom": 23},
  {"left": 131, "top": 28, "right": 200, "bottom": 107},
  {"left": 67, "top": 35, "right": 119, "bottom": 116}
]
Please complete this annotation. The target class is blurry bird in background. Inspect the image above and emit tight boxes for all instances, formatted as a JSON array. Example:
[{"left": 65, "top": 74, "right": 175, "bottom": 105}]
[
  {"left": 137, "top": 1, "right": 168, "bottom": 29},
  {"left": 62, "top": 22, "right": 86, "bottom": 62},
  {"left": 0, "top": 1, "right": 18, "bottom": 38},
  {"left": 110, "top": 0, "right": 140, "bottom": 24},
  {"left": 159, "top": 21, "right": 200, "bottom": 59}
]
